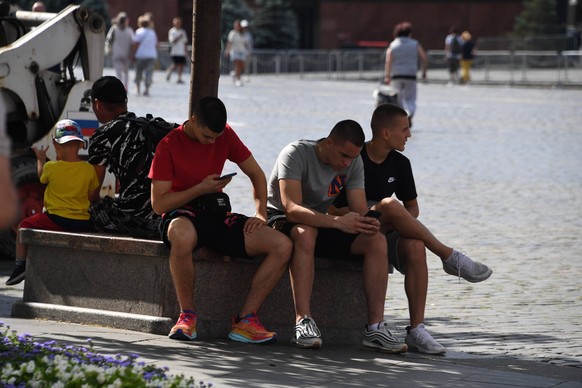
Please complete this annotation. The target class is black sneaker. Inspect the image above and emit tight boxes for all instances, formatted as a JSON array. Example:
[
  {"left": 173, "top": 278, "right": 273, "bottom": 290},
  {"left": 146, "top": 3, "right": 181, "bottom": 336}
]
[{"left": 6, "top": 260, "right": 26, "bottom": 286}]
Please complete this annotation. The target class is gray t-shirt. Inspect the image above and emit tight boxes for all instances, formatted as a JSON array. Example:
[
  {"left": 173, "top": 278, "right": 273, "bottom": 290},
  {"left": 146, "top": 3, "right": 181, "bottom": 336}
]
[{"left": 267, "top": 139, "right": 365, "bottom": 214}]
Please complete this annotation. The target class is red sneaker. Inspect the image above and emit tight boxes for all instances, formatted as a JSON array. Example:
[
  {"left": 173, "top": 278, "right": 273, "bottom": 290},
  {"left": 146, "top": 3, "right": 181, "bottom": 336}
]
[
  {"left": 228, "top": 313, "right": 277, "bottom": 344},
  {"left": 169, "top": 311, "right": 197, "bottom": 341}
]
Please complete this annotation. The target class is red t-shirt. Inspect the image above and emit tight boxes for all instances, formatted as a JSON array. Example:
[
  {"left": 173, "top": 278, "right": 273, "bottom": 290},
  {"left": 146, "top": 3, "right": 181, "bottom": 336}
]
[{"left": 148, "top": 123, "right": 251, "bottom": 193}]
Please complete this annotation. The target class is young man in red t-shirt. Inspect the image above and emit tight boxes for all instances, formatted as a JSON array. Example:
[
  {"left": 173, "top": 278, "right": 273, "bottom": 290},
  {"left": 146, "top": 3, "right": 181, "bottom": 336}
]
[{"left": 149, "top": 96, "right": 292, "bottom": 344}]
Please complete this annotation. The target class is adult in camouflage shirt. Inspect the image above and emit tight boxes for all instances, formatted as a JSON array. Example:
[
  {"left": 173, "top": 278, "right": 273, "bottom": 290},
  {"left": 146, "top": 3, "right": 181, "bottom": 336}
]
[{"left": 85, "top": 76, "right": 161, "bottom": 239}]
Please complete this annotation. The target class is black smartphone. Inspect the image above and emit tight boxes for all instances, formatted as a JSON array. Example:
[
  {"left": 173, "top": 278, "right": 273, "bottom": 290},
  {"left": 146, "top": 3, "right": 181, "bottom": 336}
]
[
  {"left": 218, "top": 172, "right": 237, "bottom": 180},
  {"left": 364, "top": 210, "right": 382, "bottom": 219}
]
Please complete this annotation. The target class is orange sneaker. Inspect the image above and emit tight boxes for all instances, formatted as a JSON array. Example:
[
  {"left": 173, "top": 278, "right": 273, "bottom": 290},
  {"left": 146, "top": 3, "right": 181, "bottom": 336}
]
[
  {"left": 228, "top": 312, "right": 277, "bottom": 344},
  {"left": 169, "top": 311, "right": 197, "bottom": 341}
]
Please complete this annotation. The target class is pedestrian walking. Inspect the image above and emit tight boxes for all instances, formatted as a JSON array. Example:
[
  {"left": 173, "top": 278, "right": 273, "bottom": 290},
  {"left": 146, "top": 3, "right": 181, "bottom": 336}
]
[
  {"left": 166, "top": 16, "right": 188, "bottom": 84},
  {"left": 383, "top": 21, "right": 428, "bottom": 127},
  {"left": 105, "top": 12, "right": 134, "bottom": 90},
  {"left": 444, "top": 26, "right": 462, "bottom": 85},
  {"left": 224, "top": 20, "right": 251, "bottom": 87},
  {"left": 460, "top": 31, "right": 477, "bottom": 84},
  {"left": 132, "top": 13, "right": 158, "bottom": 96}
]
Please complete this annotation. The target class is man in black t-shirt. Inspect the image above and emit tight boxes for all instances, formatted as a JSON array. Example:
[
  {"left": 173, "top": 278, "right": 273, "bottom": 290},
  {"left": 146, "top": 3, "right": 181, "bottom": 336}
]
[
  {"left": 86, "top": 76, "right": 161, "bottom": 239},
  {"left": 332, "top": 104, "right": 492, "bottom": 355}
]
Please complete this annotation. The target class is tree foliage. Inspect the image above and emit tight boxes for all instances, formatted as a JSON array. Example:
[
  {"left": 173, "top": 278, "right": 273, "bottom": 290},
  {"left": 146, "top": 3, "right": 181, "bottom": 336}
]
[
  {"left": 252, "top": 0, "right": 299, "bottom": 49},
  {"left": 513, "top": 0, "right": 564, "bottom": 36}
]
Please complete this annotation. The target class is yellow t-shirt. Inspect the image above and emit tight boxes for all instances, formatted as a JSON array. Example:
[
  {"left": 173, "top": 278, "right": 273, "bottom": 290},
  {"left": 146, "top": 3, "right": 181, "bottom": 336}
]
[{"left": 40, "top": 160, "right": 99, "bottom": 220}]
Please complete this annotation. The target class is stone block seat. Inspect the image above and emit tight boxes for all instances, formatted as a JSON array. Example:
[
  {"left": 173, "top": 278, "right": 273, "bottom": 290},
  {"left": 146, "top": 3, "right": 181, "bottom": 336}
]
[{"left": 12, "top": 228, "right": 368, "bottom": 344}]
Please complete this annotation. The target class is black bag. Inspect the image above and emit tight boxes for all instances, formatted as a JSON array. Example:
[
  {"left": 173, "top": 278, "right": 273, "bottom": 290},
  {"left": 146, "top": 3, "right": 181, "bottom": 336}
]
[
  {"left": 120, "top": 114, "right": 179, "bottom": 154},
  {"left": 188, "top": 192, "right": 232, "bottom": 216}
]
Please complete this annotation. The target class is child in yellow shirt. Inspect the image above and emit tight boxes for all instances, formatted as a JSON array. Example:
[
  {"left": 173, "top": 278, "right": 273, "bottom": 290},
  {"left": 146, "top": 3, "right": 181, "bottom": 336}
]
[{"left": 6, "top": 119, "right": 99, "bottom": 286}]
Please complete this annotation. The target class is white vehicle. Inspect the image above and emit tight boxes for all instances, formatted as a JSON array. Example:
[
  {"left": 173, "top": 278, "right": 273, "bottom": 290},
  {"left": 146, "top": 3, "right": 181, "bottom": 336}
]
[{"left": 0, "top": 3, "right": 110, "bottom": 259}]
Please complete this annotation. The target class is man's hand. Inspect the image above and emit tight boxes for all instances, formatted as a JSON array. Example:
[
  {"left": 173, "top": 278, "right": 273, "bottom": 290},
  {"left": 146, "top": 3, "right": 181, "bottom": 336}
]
[
  {"left": 197, "top": 174, "right": 232, "bottom": 194},
  {"left": 336, "top": 212, "right": 380, "bottom": 235},
  {"left": 243, "top": 217, "right": 266, "bottom": 234}
]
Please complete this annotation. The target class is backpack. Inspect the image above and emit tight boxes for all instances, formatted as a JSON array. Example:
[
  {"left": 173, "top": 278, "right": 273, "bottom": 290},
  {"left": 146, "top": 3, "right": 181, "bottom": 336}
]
[
  {"left": 120, "top": 114, "right": 179, "bottom": 154},
  {"left": 450, "top": 35, "right": 461, "bottom": 55}
]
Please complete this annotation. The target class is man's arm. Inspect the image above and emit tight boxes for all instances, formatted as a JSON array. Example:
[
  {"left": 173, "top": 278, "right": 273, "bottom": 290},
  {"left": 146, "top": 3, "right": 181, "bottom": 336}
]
[
  {"left": 90, "top": 164, "right": 106, "bottom": 202},
  {"left": 280, "top": 178, "right": 336, "bottom": 227},
  {"left": 418, "top": 44, "right": 428, "bottom": 80},
  {"left": 384, "top": 47, "right": 392, "bottom": 84},
  {"left": 237, "top": 155, "right": 268, "bottom": 221},
  {"left": 345, "top": 187, "right": 370, "bottom": 215},
  {"left": 150, "top": 175, "right": 229, "bottom": 216},
  {"left": 280, "top": 179, "right": 377, "bottom": 234}
]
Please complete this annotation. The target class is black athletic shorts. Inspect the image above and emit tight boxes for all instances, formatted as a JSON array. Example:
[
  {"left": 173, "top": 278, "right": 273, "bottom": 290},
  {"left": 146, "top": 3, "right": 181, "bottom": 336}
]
[
  {"left": 267, "top": 210, "right": 359, "bottom": 260},
  {"left": 172, "top": 55, "right": 186, "bottom": 65},
  {"left": 161, "top": 208, "right": 250, "bottom": 257}
]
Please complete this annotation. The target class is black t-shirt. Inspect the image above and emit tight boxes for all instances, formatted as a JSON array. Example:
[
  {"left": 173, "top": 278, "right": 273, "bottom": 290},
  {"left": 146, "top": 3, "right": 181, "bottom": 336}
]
[
  {"left": 361, "top": 145, "right": 417, "bottom": 203},
  {"left": 334, "top": 144, "right": 417, "bottom": 208}
]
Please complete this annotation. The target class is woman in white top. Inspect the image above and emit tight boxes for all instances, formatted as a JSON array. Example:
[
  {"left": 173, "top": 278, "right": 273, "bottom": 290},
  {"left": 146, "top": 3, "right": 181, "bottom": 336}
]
[
  {"left": 105, "top": 12, "right": 134, "bottom": 90},
  {"left": 132, "top": 14, "right": 158, "bottom": 96},
  {"left": 224, "top": 20, "right": 251, "bottom": 86}
]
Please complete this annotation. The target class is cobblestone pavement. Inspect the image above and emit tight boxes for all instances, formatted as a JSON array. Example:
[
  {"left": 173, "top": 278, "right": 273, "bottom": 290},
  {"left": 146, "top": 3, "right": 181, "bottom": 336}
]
[{"left": 41, "top": 70, "right": 582, "bottom": 371}]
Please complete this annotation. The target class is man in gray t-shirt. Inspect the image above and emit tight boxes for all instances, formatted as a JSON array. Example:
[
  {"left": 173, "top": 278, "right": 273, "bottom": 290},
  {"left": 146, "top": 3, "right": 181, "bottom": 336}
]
[
  {"left": 266, "top": 119, "right": 407, "bottom": 354},
  {"left": 267, "top": 138, "right": 365, "bottom": 215}
]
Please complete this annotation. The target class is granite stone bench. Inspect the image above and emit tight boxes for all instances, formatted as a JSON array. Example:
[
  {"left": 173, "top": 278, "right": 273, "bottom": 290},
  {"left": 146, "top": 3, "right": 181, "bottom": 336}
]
[{"left": 12, "top": 228, "right": 367, "bottom": 345}]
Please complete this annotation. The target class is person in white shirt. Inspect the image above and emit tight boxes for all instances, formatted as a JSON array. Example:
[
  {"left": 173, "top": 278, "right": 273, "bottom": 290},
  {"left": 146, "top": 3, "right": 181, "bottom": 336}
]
[
  {"left": 224, "top": 20, "right": 251, "bottom": 86},
  {"left": 105, "top": 12, "right": 135, "bottom": 90},
  {"left": 166, "top": 17, "right": 188, "bottom": 84},
  {"left": 132, "top": 14, "right": 158, "bottom": 96}
]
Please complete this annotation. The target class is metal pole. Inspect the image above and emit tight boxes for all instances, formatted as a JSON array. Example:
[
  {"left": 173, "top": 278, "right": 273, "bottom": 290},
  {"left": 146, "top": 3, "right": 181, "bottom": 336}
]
[{"left": 189, "top": 0, "right": 222, "bottom": 116}]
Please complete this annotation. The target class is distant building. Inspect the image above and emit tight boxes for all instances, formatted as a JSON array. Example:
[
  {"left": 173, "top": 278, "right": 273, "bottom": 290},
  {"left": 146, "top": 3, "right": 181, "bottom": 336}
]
[{"left": 106, "top": 0, "right": 572, "bottom": 50}]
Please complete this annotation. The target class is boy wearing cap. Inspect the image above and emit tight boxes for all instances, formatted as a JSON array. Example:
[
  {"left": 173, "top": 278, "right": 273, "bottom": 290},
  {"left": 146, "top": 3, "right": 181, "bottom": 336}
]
[
  {"left": 6, "top": 120, "right": 99, "bottom": 286},
  {"left": 86, "top": 75, "right": 161, "bottom": 240},
  {"left": 149, "top": 96, "right": 292, "bottom": 344}
]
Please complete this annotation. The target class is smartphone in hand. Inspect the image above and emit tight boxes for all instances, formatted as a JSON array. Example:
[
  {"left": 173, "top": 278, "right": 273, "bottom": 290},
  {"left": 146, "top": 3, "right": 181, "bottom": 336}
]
[
  {"left": 217, "top": 172, "right": 237, "bottom": 180},
  {"left": 364, "top": 210, "right": 382, "bottom": 219}
]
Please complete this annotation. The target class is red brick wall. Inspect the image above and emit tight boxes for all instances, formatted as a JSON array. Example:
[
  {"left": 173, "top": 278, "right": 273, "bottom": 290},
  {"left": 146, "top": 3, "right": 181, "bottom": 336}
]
[
  {"left": 105, "top": 0, "right": 523, "bottom": 50},
  {"left": 319, "top": 1, "right": 523, "bottom": 50}
]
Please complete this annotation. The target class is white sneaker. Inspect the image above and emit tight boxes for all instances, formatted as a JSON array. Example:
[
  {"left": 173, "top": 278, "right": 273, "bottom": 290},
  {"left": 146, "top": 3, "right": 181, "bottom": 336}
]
[
  {"left": 443, "top": 249, "right": 492, "bottom": 283},
  {"left": 363, "top": 322, "right": 407, "bottom": 354},
  {"left": 405, "top": 324, "right": 446, "bottom": 355},
  {"left": 292, "top": 316, "right": 322, "bottom": 349}
]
